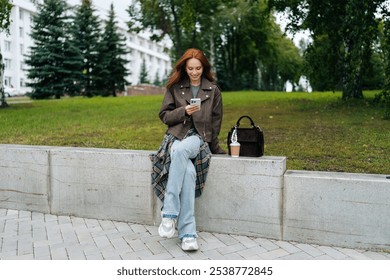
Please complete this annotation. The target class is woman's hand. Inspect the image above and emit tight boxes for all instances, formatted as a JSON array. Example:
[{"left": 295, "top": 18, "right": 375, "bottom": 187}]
[{"left": 185, "top": 104, "right": 200, "bottom": 116}]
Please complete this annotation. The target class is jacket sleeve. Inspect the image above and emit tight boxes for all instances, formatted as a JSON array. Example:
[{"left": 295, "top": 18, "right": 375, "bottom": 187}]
[
  {"left": 159, "top": 87, "right": 187, "bottom": 126},
  {"left": 209, "top": 86, "right": 226, "bottom": 154}
]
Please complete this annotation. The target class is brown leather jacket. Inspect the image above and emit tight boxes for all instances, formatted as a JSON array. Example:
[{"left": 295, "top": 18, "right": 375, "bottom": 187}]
[{"left": 159, "top": 77, "right": 226, "bottom": 154}]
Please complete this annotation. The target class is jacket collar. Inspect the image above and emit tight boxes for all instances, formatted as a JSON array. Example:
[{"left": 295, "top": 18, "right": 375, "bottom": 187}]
[{"left": 179, "top": 77, "right": 214, "bottom": 91}]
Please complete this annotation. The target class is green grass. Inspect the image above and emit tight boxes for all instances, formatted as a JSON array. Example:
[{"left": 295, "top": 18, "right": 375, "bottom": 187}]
[{"left": 1, "top": 91, "right": 389, "bottom": 174}]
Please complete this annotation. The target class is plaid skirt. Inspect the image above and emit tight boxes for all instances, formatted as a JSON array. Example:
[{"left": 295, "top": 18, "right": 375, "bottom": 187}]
[{"left": 149, "top": 129, "right": 212, "bottom": 202}]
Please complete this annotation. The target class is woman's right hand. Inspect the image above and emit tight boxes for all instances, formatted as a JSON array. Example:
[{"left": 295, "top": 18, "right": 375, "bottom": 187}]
[{"left": 185, "top": 104, "right": 200, "bottom": 116}]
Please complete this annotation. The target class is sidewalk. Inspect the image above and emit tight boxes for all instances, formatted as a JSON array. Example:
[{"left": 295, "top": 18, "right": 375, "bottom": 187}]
[{"left": 1, "top": 208, "right": 389, "bottom": 260}]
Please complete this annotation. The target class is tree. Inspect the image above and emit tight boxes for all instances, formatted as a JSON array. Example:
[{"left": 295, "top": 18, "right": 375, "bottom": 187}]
[
  {"left": 269, "top": 0, "right": 389, "bottom": 100},
  {"left": 25, "top": 0, "right": 82, "bottom": 99},
  {"left": 139, "top": 59, "right": 149, "bottom": 84},
  {"left": 128, "top": 0, "right": 223, "bottom": 60},
  {"left": 129, "top": 0, "right": 303, "bottom": 91},
  {"left": 71, "top": 0, "right": 102, "bottom": 97},
  {"left": 376, "top": 8, "right": 390, "bottom": 119},
  {"left": 94, "top": 3, "right": 128, "bottom": 96},
  {"left": 0, "top": 0, "right": 12, "bottom": 108}
]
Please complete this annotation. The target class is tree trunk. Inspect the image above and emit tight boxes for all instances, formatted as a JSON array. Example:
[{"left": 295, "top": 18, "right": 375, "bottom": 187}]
[{"left": 0, "top": 45, "right": 9, "bottom": 108}]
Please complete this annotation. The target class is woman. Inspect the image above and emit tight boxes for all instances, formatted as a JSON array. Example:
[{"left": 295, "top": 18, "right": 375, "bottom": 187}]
[{"left": 150, "top": 48, "right": 225, "bottom": 251}]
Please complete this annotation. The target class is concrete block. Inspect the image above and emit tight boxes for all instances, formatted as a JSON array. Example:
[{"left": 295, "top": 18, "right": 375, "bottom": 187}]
[
  {"left": 0, "top": 145, "right": 50, "bottom": 212},
  {"left": 50, "top": 148, "right": 154, "bottom": 225},
  {"left": 195, "top": 156, "right": 286, "bottom": 240},
  {"left": 284, "top": 170, "right": 390, "bottom": 250}
]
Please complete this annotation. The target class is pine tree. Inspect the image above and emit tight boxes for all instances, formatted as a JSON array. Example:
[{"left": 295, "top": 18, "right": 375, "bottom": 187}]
[
  {"left": 139, "top": 59, "right": 149, "bottom": 84},
  {"left": 71, "top": 0, "right": 102, "bottom": 97},
  {"left": 25, "top": 0, "right": 82, "bottom": 99},
  {"left": 95, "top": 3, "right": 129, "bottom": 96}
]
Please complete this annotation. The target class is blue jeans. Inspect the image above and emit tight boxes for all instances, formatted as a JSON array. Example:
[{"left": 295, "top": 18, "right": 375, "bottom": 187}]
[{"left": 162, "top": 135, "right": 201, "bottom": 239}]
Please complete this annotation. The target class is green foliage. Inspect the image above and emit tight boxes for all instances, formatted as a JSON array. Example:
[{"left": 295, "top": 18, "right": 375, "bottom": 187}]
[
  {"left": 25, "top": 0, "right": 82, "bottom": 99},
  {"left": 375, "top": 8, "right": 390, "bottom": 119},
  {"left": 139, "top": 59, "right": 150, "bottom": 84},
  {"left": 0, "top": 0, "right": 12, "bottom": 33},
  {"left": 95, "top": 3, "right": 129, "bottom": 97},
  {"left": 269, "top": 0, "right": 389, "bottom": 101},
  {"left": 70, "top": 0, "right": 102, "bottom": 97},
  {"left": 1, "top": 91, "right": 389, "bottom": 174},
  {"left": 129, "top": 0, "right": 304, "bottom": 91}
]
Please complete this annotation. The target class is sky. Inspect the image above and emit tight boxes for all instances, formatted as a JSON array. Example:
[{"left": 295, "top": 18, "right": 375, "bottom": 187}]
[{"left": 66, "top": 0, "right": 131, "bottom": 20}]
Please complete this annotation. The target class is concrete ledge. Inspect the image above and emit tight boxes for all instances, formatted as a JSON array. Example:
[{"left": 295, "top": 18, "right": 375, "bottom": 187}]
[
  {"left": 50, "top": 148, "right": 154, "bottom": 225},
  {"left": 0, "top": 145, "right": 50, "bottom": 213},
  {"left": 284, "top": 170, "right": 390, "bottom": 250},
  {"left": 1, "top": 144, "right": 389, "bottom": 250},
  {"left": 196, "top": 156, "right": 285, "bottom": 240}
]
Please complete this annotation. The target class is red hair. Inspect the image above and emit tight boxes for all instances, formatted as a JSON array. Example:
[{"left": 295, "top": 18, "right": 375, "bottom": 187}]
[{"left": 166, "top": 48, "right": 215, "bottom": 89}]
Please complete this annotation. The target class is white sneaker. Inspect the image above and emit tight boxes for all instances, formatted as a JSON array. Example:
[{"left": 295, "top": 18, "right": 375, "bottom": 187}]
[
  {"left": 158, "top": 218, "right": 175, "bottom": 238},
  {"left": 181, "top": 237, "right": 199, "bottom": 251}
]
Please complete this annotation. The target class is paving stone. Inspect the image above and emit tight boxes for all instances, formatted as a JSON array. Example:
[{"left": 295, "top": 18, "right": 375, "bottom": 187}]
[
  {"left": 236, "top": 246, "right": 268, "bottom": 258},
  {"left": 337, "top": 248, "right": 372, "bottom": 260},
  {"left": 279, "top": 251, "right": 313, "bottom": 260},
  {"left": 145, "top": 241, "right": 167, "bottom": 255},
  {"left": 143, "top": 252, "right": 174, "bottom": 260},
  {"left": 160, "top": 239, "right": 187, "bottom": 258},
  {"left": 93, "top": 235, "right": 112, "bottom": 249},
  {"left": 213, "top": 233, "right": 239, "bottom": 246},
  {"left": 127, "top": 238, "right": 148, "bottom": 252},
  {"left": 50, "top": 247, "right": 68, "bottom": 260},
  {"left": 317, "top": 246, "right": 349, "bottom": 259},
  {"left": 231, "top": 235, "right": 258, "bottom": 248},
  {"left": 224, "top": 252, "right": 245, "bottom": 260},
  {"left": 253, "top": 237, "right": 280, "bottom": 251},
  {"left": 217, "top": 243, "right": 247, "bottom": 255},
  {"left": 274, "top": 240, "right": 301, "bottom": 253},
  {"left": 130, "top": 224, "right": 147, "bottom": 233},
  {"left": 202, "top": 249, "right": 226, "bottom": 260},
  {"left": 18, "top": 240, "right": 33, "bottom": 256},
  {"left": 257, "top": 248, "right": 290, "bottom": 259},
  {"left": 295, "top": 243, "right": 324, "bottom": 257},
  {"left": 1, "top": 208, "right": 389, "bottom": 261},
  {"left": 34, "top": 245, "right": 50, "bottom": 258}
]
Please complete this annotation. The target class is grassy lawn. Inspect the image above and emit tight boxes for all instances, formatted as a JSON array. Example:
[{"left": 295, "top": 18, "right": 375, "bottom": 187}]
[{"left": 1, "top": 91, "right": 389, "bottom": 174}]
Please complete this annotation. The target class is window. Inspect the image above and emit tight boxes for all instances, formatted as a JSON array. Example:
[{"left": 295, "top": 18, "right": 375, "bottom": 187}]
[
  {"left": 20, "top": 44, "right": 24, "bottom": 55},
  {"left": 4, "top": 59, "right": 11, "bottom": 69},
  {"left": 20, "top": 61, "right": 24, "bottom": 71},
  {"left": 4, "top": 41, "right": 11, "bottom": 52},
  {"left": 19, "top": 27, "right": 24, "bottom": 38},
  {"left": 20, "top": 78, "right": 25, "bottom": 87},
  {"left": 4, "top": 76, "right": 11, "bottom": 87},
  {"left": 19, "top": 10, "right": 24, "bottom": 20}
]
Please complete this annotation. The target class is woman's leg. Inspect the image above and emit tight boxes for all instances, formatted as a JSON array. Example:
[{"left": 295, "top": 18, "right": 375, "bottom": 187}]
[
  {"left": 161, "top": 135, "right": 200, "bottom": 220},
  {"left": 177, "top": 160, "right": 197, "bottom": 239}
]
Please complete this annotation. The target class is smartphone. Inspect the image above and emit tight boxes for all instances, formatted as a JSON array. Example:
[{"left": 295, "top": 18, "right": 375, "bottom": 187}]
[{"left": 190, "top": 98, "right": 201, "bottom": 109}]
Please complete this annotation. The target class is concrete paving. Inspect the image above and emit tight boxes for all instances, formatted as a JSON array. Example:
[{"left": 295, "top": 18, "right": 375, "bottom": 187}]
[{"left": 1, "top": 208, "right": 389, "bottom": 260}]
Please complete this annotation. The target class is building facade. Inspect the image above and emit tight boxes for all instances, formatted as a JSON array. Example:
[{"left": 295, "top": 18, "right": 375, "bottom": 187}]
[{"left": 0, "top": 0, "right": 171, "bottom": 95}]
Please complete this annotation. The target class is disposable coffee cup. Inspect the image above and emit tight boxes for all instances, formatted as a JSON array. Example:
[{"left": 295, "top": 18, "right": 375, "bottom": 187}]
[{"left": 230, "top": 142, "right": 240, "bottom": 157}]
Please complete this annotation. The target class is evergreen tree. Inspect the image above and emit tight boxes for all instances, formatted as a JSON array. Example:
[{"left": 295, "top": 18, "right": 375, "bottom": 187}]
[
  {"left": 25, "top": 0, "right": 82, "bottom": 99},
  {"left": 95, "top": 3, "right": 129, "bottom": 96},
  {"left": 139, "top": 59, "right": 149, "bottom": 84},
  {"left": 153, "top": 72, "right": 161, "bottom": 86},
  {"left": 71, "top": 0, "right": 102, "bottom": 97}
]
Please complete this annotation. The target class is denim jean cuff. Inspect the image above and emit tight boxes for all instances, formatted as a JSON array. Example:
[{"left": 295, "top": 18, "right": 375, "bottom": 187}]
[
  {"left": 162, "top": 213, "right": 178, "bottom": 219},
  {"left": 180, "top": 233, "right": 197, "bottom": 240}
]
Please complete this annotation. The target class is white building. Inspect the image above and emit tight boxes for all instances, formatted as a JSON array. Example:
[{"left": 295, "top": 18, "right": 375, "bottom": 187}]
[{"left": 0, "top": 0, "right": 171, "bottom": 95}]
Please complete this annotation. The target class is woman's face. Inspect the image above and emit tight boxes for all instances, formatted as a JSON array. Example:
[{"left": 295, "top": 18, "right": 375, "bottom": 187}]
[{"left": 186, "top": 58, "right": 203, "bottom": 85}]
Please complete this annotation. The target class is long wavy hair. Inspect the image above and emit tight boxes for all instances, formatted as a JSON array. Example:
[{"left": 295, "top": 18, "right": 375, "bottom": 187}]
[{"left": 166, "top": 48, "right": 215, "bottom": 89}]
